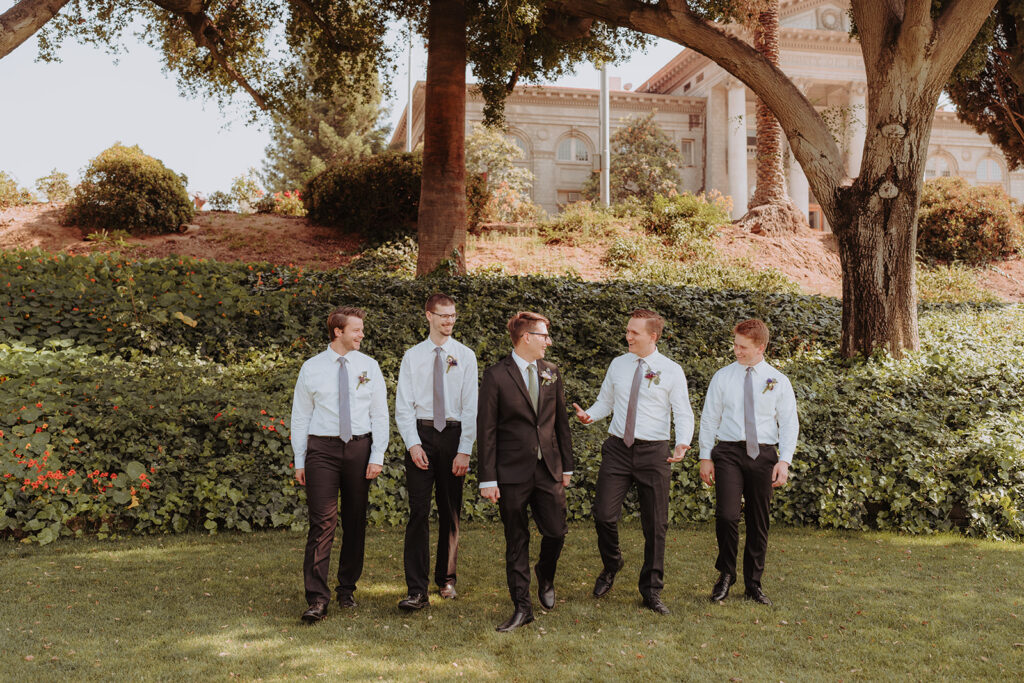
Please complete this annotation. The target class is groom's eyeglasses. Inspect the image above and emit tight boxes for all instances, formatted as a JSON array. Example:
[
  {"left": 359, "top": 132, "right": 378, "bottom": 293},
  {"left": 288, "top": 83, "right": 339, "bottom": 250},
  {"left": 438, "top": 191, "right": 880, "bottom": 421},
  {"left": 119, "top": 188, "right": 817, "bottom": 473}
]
[
  {"left": 428, "top": 311, "right": 458, "bottom": 321},
  {"left": 527, "top": 330, "right": 552, "bottom": 342}
]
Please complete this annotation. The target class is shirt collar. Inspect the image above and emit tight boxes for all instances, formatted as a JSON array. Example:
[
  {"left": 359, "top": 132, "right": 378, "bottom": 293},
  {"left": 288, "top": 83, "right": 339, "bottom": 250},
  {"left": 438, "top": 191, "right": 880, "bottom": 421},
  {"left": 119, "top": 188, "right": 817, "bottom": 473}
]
[
  {"left": 511, "top": 350, "right": 534, "bottom": 372},
  {"left": 739, "top": 359, "right": 769, "bottom": 374},
  {"left": 629, "top": 349, "right": 661, "bottom": 367},
  {"left": 428, "top": 337, "right": 451, "bottom": 354},
  {"left": 327, "top": 346, "right": 356, "bottom": 362}
]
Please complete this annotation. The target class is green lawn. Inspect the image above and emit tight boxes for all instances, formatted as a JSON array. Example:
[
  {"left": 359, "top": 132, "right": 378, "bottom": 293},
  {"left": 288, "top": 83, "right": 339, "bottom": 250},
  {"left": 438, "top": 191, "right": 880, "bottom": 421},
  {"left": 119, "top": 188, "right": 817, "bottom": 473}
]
[{"left": 2, "top": 523, "right": 1022, "bottom": 681}]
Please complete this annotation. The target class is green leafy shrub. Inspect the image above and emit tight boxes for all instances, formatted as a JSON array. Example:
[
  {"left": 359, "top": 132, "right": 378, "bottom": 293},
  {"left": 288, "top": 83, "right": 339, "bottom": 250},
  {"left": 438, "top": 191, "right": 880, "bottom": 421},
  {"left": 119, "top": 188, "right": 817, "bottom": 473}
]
[
  {"left": 645, "top": 191, "right": 731, "bottom": 245},
  {"left": 538, "top": 201, "right": 620, "bottom": 245},
  {"left": 206, "top": 191, "right": 234, "bottom": 211},
  {"left": 917, "top": 177, "right": 1023, "bottom": 264},
  {"left": 229, "top": 168, "right": 264, "bottom": 214},
  {"left": 1, "top": 171, "right": 34, "bottom": 208},
  {"left": 305, "top": 151, "right": 422, "bottom": 243},
  {"left": 1, "top": 251, "right": 1023, "bottom": 543},
  {"left": 63, "top": 144, "right": 194, "bottom": 235},
  {"left": 917, "top": 262, "right": 1002, "bottom": 303},
  {"left": 34, "top": 169, "right": 73, "bottom": 203}
]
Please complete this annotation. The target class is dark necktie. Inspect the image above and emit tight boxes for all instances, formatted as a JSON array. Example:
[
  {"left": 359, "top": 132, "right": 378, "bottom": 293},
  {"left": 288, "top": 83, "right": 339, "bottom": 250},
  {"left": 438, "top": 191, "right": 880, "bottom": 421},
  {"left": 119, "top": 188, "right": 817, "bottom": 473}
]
[
  {"left": 744, "top": 366, "right": 758, "bottom": 459},
  {"left": 433, "top": 347, "right": 446, "bottom": 431},
  {"left": 338, "top": 356, "right": 352, "bottom": 442},
  {"left": 623, "top": 358, "right": 644, "bottom": 447}
]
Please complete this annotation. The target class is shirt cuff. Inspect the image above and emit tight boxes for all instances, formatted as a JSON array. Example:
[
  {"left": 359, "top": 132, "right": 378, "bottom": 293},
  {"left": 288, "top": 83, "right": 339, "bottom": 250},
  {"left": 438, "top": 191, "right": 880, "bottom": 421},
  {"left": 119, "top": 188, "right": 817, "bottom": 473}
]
[
  {"left": 457, "top": 439, "right": 474, "bottom": 454},
  {"left": 563, "top": 471, "right": 573, "bottom": 476},
  {"left": 369, "top": 452, "right": 384, "bottom": 466},
  {"left": 479, "top": 480, "right": 497, "bottom": 489}
]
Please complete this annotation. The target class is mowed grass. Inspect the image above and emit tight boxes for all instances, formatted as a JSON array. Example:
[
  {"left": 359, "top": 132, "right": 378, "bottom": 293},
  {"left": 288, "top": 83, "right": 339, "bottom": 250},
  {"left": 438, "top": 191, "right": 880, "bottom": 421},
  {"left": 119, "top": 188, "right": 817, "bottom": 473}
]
[{"left": 2, "top": 523, "right": 1022, "bottom": 681}]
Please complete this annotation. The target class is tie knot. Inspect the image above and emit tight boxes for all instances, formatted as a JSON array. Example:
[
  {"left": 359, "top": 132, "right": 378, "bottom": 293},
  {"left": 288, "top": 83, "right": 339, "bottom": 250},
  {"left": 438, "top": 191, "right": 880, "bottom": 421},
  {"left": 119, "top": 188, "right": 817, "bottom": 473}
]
[
  {"left": 436, "top": 347, "right": 444, "bottom": 355},
  {"left": 746, "top": 366, "right": 753, "bottom": 374},
  {"left": 338, "top": 356, "right": 347, "bottom": 366}
]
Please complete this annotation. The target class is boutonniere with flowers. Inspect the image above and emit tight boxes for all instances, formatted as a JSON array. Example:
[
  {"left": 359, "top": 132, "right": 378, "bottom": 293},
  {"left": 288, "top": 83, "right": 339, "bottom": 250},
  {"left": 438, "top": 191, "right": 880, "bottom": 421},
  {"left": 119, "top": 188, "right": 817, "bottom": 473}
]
[
  {"left": 644, "top": 369, "right": 662, "bottom": 387},
  {"left": 539, "top": 367, "right": 557, "bottom": 386},
  {"left": 357, "top": 371, "right": 370, "bottom": 389},
  {"left": 446, "top": 354, "right": 458, "bottom": 373},
  {"left": 763, "top": 378, "right": 777, "bottom": 393}
]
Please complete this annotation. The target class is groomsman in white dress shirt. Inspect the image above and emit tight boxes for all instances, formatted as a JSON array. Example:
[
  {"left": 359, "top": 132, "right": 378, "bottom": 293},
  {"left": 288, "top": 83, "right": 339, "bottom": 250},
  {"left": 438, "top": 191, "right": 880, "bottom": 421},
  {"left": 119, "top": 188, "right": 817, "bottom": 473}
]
[
  {"left": 290, "top": 306, "right": 389, "bottom": 623},
  {"left": 574, "top": 309, "right": 694, "bottom": 615},
  {"left": 394, "top": 293, "right": 478, "bottom": 611},
  {"left": 699, "top": 319, "right": 799, "bottom": 606}
]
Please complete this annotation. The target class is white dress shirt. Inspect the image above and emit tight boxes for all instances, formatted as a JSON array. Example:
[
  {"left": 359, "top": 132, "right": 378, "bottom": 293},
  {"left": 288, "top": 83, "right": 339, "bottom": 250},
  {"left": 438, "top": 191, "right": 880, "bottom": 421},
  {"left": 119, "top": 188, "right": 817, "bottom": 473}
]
[
  {"left": 395, "top": 337, "right": 479, "bottom": 454},
  {"left": 584, "top": 350, "right": 694, "bottom": 447},
  {"left": 290, "top": 346, "right": 390, "bottom": 468},
  {"left": 479, "top": 351, "right": 571, "bottom": 489},
  {"left": 698, "top": 360, "right": 799, "bottom": 462}
]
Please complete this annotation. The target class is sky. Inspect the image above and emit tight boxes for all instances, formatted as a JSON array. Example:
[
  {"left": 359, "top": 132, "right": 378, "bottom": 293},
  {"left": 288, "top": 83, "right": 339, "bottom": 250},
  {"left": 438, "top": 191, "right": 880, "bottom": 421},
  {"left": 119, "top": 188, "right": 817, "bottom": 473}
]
[{"left": 0, "top": 23, "right": 684, "bottom": 197}]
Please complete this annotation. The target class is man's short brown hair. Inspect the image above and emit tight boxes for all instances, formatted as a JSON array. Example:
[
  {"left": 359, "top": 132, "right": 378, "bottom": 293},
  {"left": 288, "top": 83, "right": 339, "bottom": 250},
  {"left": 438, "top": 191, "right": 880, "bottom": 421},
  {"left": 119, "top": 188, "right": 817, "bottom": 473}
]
[
  {"left": 327, "top": 306, "right": 365, "bottom": 341},
  {"left": 425, "top": 292, "right": 455, "bottom": 312},
  {"left": 507, "top": 311, "right": 550, "bottom": 344},
  {"left": 733, "top": 319, "right": 770, "bottom": 347},
  {"left": 631, "top": 308, "right": 665, "bottom": 338}
]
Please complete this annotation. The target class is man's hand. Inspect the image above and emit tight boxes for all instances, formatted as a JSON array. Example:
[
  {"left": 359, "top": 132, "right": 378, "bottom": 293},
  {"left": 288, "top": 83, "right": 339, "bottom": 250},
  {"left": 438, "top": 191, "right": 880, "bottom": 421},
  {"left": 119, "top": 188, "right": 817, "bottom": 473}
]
[
  {"left": 771, "top": 460, "right": 790, "bottom": 488},
  {"left": 668, "top": 444, "right": 690, "bottom": 462},
  {"left": 481, "top": 485, "right": 500, "bottom": 503},
  {"left": 562, "top": 473, "right": 572, "bottom": 488},
  {"left": 699, "top": 459, "right": 715, "bottom": 486},
  {"left": 295, "top": 468, "right": 306, "bottom": 486},
  {"left": 409, "top": 444, "right": 429, "bottom": 470},
  {"left": 572, "top": 403, "right": 593, "bottom": 424},
  {"left": 366, "top": 463, "right": 383, "bottom": 480},
  {"left": 452, "top": 453, "right": 470, "bottom": 477}
]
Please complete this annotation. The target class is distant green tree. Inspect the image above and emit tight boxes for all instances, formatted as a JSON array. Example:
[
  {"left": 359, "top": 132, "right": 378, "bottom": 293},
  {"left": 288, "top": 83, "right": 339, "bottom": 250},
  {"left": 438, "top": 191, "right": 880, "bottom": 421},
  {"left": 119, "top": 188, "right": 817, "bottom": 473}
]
[
  {"left": 582, "top": 112, "right": 682, "bottom": 203},
  {"left": 34, "top": 169, "right": 72, "bottom": 202},
  {"left": 262, "top": 60, "right": 388, "bottom": 192}
]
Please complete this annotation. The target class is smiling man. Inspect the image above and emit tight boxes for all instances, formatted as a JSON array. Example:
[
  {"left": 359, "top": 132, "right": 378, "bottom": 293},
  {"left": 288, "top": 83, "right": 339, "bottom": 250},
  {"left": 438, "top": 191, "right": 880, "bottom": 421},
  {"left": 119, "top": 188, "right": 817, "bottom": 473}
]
[
  {"left": 290, "top": 306, "right": 389, "bottom": 623},
  {"left": 699, "top": 319, "right": 799, "bottom": 606},
  {"left": 574, "top": 309, "right": 693, "bottom": 615}
]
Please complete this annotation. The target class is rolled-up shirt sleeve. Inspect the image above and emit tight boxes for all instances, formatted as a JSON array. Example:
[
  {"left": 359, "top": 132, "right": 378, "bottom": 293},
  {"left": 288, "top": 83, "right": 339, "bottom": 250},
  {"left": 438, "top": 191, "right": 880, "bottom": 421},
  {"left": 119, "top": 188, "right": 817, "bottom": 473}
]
[
  {"left": 776, "top": 377, "right": 799, "bottom": 463},
  {"left": 458, "top": 351, "right": 479, "bottom": 454},
  {"left": 290, "top": 365, "right": 313, "bottom": 469},
  {"left": 584, "top": 361, "right": 616, "bottom": 423},
  {"left": 394, "top": 350, "right": 419, "bottom": 452},
  {"left": 670, "top": 367, "right": 695, "bottom": 447}
]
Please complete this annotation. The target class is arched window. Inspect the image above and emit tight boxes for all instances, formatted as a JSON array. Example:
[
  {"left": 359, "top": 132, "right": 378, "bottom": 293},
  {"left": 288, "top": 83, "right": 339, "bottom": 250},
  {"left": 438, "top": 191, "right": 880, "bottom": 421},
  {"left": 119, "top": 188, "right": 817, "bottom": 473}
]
[
  {"left": 925, "top": 156, "right": 952, "bottom": 180},
  {"left": 557, "top": 137, "right": 590, "bottom": 162},
  {"left": 977, "top": 158, "right": 1003, "bottom": 183},
  {"left": 509, "top": 135, "right": 529, "bottom": 160}
]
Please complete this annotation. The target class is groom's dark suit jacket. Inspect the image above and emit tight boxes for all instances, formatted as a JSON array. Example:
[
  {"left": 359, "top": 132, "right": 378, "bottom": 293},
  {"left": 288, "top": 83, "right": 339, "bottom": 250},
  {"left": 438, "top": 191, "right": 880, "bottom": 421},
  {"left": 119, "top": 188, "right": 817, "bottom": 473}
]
[{"left": 477, "top": 354, "right": 573, "bottom": 485}]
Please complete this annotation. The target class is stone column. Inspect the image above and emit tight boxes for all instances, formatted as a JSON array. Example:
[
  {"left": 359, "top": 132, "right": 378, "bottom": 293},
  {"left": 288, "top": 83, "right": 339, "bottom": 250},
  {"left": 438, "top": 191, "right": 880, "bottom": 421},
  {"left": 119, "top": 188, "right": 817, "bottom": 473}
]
[
  {"left": 847, "top": 82, "right": 868, "bottom": 177},
  {"left": 788, "top": 147, "right": 809, "bottom": 222},
  {"left": 726, "top": 79, "right": 748, "bottom": 219}
]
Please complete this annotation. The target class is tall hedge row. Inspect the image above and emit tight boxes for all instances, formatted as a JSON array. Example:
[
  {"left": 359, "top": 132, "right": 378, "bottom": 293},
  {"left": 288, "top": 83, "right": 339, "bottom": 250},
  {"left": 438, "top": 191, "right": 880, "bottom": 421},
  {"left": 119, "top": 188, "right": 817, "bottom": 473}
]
[{"left": 2, "top": 250, "right": 1022, "bottom": 543}]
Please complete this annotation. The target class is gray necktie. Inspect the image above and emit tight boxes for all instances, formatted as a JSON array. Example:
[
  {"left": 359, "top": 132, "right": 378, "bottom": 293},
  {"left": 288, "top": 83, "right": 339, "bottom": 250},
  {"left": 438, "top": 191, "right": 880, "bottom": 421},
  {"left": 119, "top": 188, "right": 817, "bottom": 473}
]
[
  {"left": 433, "top": 347, "right": 446, "bottom": 431},
  {"left": 623, "top": 358, "right": 644, "bottom": 447},
  {"left": 338, "top": 356, "right": 352, "bottom": 442},
  {"left": 527, "top": 364, "right": 541, "bottom": 460},
  {"left": 744, "top": 367, "right": 758, "bottom": 459}
]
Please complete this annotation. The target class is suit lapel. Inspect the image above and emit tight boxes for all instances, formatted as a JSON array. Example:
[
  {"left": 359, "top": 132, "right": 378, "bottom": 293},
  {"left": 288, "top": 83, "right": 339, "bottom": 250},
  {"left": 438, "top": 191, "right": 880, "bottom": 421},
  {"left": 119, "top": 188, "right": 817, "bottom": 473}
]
[{"left": 503, "top": 355, "right": 536, "bottom": 416}]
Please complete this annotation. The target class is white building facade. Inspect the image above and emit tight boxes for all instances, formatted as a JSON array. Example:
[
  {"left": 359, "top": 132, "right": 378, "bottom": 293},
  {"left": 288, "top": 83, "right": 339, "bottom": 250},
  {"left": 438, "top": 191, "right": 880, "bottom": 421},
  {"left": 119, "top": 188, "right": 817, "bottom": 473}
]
[{"left": 391, "top": 0, "right": 1020, "bottom": 224}]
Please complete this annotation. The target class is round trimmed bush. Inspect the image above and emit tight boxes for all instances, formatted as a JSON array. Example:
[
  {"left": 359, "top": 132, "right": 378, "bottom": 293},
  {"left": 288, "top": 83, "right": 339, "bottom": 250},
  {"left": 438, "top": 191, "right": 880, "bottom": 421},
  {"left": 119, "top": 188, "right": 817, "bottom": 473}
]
[
  {"left": 64, "top": 144, "right": 194, "bottom": 235},
  {"left": 917, "top": 177, "right": 1023, "bottom": 264}
]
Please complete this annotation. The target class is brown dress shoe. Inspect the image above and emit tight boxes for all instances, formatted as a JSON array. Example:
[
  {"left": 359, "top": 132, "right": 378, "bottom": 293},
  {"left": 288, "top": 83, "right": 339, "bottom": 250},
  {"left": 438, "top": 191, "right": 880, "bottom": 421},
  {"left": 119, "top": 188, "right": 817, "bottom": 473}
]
[{"left": 439, "top": 582, "right": 457, "bottom": 600}]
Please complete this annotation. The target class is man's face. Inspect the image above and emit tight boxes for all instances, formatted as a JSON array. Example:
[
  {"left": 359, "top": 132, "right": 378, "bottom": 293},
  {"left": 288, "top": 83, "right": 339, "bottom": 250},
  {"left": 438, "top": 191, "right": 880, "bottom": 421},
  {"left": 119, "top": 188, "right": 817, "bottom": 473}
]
[
  {"left": 427, "top": 304, "right": 457, "bottom": 338},
  {"left": 334, "top": 317, "right": 365, "bottom": 353},
  {"left": 733, "top": 333, "right": 766, "bottom": 367},
  {"left": 521, "top": 322, "right": 552, "bottom": 361},
  {"left": 626, "top": 317, "right": 657, "bottom": 356}
]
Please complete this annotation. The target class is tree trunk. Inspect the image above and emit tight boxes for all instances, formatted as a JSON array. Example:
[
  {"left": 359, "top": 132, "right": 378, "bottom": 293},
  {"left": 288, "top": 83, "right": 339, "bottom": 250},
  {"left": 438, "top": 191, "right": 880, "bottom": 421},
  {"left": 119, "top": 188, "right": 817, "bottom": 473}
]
[
  {"left": 739, "top": 0, "right": 806, "bottom": 235},
  {"left": 416, "top": 0, "right": 468, "bottom": 276}
]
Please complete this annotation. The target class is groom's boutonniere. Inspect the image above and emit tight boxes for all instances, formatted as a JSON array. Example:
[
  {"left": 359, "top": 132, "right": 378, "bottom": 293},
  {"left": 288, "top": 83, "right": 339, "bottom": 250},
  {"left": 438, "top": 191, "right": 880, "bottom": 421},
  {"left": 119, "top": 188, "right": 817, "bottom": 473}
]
[
  {"left": 539, "top": 368, "right": 557, "bottom": 386},
  {"left": 763, "top": 378, "right": 777, "bottom": 393},
  {"left": 445, "top": 355, "right": 458, "bottom": 373},
  {"left": 357, "top": 371, "right": 370, "bottom": 389},
  {"left": 644, "top": 369, "right": 662, "bottom": 387}
]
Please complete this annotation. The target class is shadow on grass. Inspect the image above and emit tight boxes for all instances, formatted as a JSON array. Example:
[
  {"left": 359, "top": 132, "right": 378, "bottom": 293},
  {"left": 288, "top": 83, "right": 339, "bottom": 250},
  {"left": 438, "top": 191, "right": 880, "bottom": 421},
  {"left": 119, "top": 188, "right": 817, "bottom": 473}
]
[{"left": 2, "top": 524, "right": 1022, "bottom": 681}]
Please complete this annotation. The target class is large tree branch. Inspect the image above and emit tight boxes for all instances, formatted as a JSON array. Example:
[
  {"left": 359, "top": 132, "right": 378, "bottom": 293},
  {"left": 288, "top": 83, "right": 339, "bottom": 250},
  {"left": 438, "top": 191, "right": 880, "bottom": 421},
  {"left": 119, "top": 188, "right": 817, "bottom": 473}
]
[
  {"left": 0, "top": 0, "right": 70, "bottom": 59},
  {"left": 546, "top": 0, "right": 844, "bottom": 193},
  {"left": 930, "top": 0, "right": 999, "bottom": 89},
  {"left": 851, "top": 0, "right": 899, "bottom": 69}
]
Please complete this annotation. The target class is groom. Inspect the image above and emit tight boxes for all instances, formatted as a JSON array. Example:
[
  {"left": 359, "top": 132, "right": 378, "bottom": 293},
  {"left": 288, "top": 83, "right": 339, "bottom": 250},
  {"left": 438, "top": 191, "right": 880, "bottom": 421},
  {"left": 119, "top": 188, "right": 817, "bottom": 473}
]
[{"left": 478, "top": 311, "right": 574, "bottom": 632}]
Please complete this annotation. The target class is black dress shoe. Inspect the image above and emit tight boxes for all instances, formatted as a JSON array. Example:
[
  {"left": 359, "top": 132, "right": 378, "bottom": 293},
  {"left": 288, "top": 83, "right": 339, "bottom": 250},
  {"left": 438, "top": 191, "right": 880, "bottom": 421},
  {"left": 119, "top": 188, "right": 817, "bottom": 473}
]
[
  {"left": 535, "top": 565, "right": 555, "bottom": 610},
  {"left": 337, "top": 593, "right": 357, "bottom": 608},
  {"left": 301, "top": 600, "right": 328, "bottom": 623},
  {"left": 593, "top": 559, "right": 625, "bottom": 598},
  {"left": 711, "top": 573, "right": 735, "bottom": 603},
  {"left": 439, "top": 582, "right": 457, "bottom": 600},
  {"left": 744, "top": 585, "right": 773, "bottom": 606},
  {"left": 398, "top": 593, "right": 429, "bottom": 611},
  {"left": 642, "top": 593, "right": 670, "bottom": 615},
  {"left": 495, "top": 609, "right": 534, "bottom": 632}
]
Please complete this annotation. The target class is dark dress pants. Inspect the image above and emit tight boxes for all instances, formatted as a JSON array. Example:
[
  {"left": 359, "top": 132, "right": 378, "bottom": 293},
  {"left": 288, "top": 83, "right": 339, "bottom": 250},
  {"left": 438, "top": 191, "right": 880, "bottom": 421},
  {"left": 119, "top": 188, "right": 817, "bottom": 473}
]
[
  {"left": 592, "top": 436, "right": 671, "bottom": 599},
  {"left": 403, "top": 422, "right": 464, "bottom": 594},
  {"left": 712, "top": 441, "right": 778, "bottom": 590},
  {"left": 302, "top": 434, "right": 372, "bottom": 606},
  {"left": 497, "top": 459, "right": 568, "bottom": 611}
]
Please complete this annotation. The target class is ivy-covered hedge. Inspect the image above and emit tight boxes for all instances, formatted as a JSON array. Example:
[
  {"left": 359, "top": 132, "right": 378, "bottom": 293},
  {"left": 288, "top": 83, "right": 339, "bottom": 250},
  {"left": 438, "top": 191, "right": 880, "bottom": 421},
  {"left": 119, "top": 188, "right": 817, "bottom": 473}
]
[{"left": 2, "top": 251, "right": 1022, "bottom": 543}]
